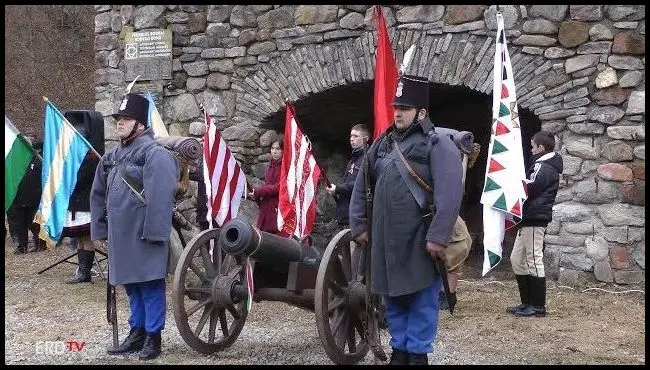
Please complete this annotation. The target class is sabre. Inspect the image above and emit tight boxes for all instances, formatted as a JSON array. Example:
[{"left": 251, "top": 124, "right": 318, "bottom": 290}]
[
  {"left": 434, "top": 259, "right": 455, "bottom": 315},
  {"left": 120, "top": 176, "right": 147, "bottom": 205}
]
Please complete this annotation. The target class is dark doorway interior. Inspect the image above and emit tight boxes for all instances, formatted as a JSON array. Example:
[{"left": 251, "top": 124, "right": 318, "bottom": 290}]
[{"left": 262, "top": 81, "right": 542, "bottom": 278}]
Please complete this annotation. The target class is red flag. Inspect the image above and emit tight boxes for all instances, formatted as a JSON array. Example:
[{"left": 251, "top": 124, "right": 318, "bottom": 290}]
[
  {"left": 277, "top": 102, "right": 322, "bottom": 239},
  {"left": 202, "top": 110, "right": 247, "bottom": 227},
  {"left": 373, "top": 5, "right": 398, "bottom": 139}
]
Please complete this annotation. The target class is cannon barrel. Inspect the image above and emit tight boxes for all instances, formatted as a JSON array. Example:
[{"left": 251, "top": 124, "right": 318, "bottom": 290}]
[{"left": 219, "top": 219, "right": 320, "bottom": 266}]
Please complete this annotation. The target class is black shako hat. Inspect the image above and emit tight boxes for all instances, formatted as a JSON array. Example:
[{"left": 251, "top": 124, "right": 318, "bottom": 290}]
[
  {"left": 392, "top": 74, "right": 429, "bottom": 109},
  {"left": 112, "top": 93, "right": 149, "bottom": 126}
]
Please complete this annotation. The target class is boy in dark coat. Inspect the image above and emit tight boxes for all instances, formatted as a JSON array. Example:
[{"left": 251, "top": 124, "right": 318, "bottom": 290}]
[
  {"left": 326, "top": 124, "right": 369, "bottom": 226},
  {"left": 507, "top": 130, "right": 563, "bottom": 318}
]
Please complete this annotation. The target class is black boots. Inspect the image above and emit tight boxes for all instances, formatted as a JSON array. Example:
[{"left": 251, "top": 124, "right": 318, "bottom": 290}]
[
  {"left": 67, "top": 249, "right": 95, "bottom": 284},
  {"left": 139, "top": 332, "right": 162, "bottom": 360},
  {"left": 389, "top": 348, "right": 409, "bottom": 365},
  {"left": 409, "top": 353, "right": 429, "bottom": 365},
  {"left": 388, "top": 348, "right": 429, "bottom": 365},
  {"left": 107, "top": 327, "right": 146, "bottom": 355},
  {"left": 506, "top": 274, "right": 530, "bottom": 314},
  {"left": 509, "top": 276, "right": 547, "bottom": 317},
  {"left": 106, "top": 329, "right": 161, "bottom": 360}
]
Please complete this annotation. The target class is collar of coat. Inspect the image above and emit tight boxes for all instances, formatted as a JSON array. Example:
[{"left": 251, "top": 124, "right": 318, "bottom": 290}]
[
  {"left": 350, "top": 145, "right": 366, "bottom": 159},
  {"left": 535, "top": 151, "right": 555, "bottom": 163},
  {"left": 120, "top": 127, "right": 154, "bottom": 148},
  {"left": 386, "top": 117, "right": 434, "bottom": 140}
]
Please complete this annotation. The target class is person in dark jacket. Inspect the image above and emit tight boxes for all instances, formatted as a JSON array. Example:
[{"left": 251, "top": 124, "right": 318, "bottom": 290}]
[
  {"left": 349, "top": 75, "right": 464, "bottom": 365},
  {"left": 249, "top": 139, "right": 283, "bottom": 234},
  {"left": 326, "top": 124, "right": 369, "bottom": 226},
  {"left": 6, "top": 140, "right": 45, "bottom": 254},
  {"left": 64, "top": 151, "right": 101, "bottom": 284},
  {"left": 91, "top": 93, "right": 178, "bottom": 360},
  {"left": 507, "top": 130, "right": 563, "bottom": 318}
]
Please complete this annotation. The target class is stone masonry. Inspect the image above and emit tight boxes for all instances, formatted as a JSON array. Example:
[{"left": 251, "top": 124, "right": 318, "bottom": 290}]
[{"left": 94, "top": 5, "right": 645, "bottom": 285}]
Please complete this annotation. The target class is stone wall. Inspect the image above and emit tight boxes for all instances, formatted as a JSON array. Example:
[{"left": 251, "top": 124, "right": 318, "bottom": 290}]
[{"left": 94, "top": 5, "right": 645, "bottom": 285}]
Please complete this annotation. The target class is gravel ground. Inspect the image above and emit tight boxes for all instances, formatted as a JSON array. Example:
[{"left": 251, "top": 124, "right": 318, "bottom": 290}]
[{"left": 5, "top": 238, "right": 645, "bottom": 365}]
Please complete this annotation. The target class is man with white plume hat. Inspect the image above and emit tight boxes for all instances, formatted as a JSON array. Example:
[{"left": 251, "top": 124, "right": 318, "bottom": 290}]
[{"left": 349, "top": 46, "right": 464, "bottom": 365}]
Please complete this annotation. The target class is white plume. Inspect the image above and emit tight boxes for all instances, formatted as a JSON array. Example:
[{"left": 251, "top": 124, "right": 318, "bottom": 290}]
[
  {"left": 125, "top": 75, "right": 141, "bottom": 94},
  {"left": 399, "top": 45, "right": 416, "bottom": 75}
]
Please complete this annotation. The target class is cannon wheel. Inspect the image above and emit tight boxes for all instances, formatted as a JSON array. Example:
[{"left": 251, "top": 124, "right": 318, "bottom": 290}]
[
  {"left": 172, "top": 228, "right": 249, "bottom": 355},
  {"left": 315, "top": 229, "right": 370, "bottom": 364}
]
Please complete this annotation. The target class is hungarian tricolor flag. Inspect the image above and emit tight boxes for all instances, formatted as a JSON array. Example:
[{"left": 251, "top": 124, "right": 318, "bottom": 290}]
[
  {"left": 480, "top": 11, "right": 528, "bottom": 276},
  {"left": 277, "top": 102, "right": 322, "bottom": 239},
  {"left": 372, "top": 5, "right": 398, "bottom": 139}
]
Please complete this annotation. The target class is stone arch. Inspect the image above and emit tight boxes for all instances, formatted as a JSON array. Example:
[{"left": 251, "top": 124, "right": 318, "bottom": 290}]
[{"left": 234, "top": 28, "right": 562, "bottom": 130}]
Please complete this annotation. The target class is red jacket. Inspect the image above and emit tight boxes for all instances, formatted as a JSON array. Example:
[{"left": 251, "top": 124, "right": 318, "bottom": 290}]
[{"left": 252, "top": 159, "right": 281, "bottom": 234}]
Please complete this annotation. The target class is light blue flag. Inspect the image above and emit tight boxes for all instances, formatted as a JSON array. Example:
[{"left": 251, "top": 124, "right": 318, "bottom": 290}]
[
  {"left": 34, "top": 99, "right": 94, "bottom": 247},
  {"left": 145, "top": 91, "right": 169, "bottom": 138}
]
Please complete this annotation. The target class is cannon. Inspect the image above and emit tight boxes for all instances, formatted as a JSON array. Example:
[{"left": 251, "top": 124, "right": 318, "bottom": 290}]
[
  {"left": 172, "top": 128, "right": 478, "bottom": 364},
  {"left": 172, "top": 218, "right": 385, "bottom": 364}
]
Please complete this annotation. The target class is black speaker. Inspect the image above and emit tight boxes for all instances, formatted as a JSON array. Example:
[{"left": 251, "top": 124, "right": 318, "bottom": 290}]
[{"left": 64, "top": 110, "right": 105, "bottom": 156}]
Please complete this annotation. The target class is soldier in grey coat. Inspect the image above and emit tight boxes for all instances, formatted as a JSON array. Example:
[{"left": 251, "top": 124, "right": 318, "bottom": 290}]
[
  {"left": 90, "top": 93, "right": 178, "bottom": 361},
  {"left": 349, "top": 75, "right": 463, "bottom": 365}
]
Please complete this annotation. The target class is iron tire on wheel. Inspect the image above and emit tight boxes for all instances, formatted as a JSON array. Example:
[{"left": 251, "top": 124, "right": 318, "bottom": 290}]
[
  {"left": 172, "top": 228, "right": 248, "bottom": 355},
  {"left": 315, "top": 228, "right": 370, "bottom": 365}
]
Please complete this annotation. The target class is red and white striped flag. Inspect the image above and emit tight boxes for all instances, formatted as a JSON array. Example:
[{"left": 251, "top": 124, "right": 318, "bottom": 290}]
[
  {"left": 202, "top": 111, "right": 247, "bottom": 228},
  {"left": 277, "top": 102, "right": 322, "bottom": 239}
]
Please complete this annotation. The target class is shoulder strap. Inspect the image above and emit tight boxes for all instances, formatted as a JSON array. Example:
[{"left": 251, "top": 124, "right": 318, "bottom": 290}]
[
  {"left": 390, "top": 142, "right": 432, "bottom": 211},
  {"left": 393, "top": 142, "right": 432, "bottom": 193}
]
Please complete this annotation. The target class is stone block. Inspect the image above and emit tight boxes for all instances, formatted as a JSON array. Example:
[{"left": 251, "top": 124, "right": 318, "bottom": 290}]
[
  {"left": 593, "top": 260, "right": 614, "bottom": 282},
  {"left": 613, "top": 270, "right": 644, "bottom": 284}
]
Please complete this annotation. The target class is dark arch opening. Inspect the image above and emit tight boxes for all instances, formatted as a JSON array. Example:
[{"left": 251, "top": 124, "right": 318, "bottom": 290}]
[{"left": 262, "top": 82, "right": 542, "bottom": 278}]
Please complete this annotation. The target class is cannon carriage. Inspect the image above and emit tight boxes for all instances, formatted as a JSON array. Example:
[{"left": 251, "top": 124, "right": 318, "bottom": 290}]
[
  {"left": 171, "top": 128, "right": 478, "bottom": 364},
  {"left": 171, "top": 218, "right": 382, "bottom": 364}
]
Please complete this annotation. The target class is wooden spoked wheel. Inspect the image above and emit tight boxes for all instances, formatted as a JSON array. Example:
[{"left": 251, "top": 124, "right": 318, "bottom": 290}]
[
  {"left": 172, "top": 228, "right": 249, "bottom": 355},
  {"left": 315, "top": 228, "right": 370, "bottom": 364}
]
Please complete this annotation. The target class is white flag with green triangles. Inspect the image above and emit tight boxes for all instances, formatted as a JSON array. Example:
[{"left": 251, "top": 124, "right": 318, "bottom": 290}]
[{"left": 480, "top": 11, "right": 528, "bottom": 276}]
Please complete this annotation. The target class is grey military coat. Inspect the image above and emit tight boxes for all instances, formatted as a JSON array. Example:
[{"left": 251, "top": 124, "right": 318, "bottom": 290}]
[
  {"left": 349, "top": 118, "right": 463, "bottom": 297},
  {"left": 90, "top": 130, "right": 178, "bottom": 285}
]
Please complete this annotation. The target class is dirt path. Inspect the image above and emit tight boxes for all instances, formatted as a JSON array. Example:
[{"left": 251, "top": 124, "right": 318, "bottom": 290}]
[{"left": 4, "top": 242, "right": 645, "bottom": 365}]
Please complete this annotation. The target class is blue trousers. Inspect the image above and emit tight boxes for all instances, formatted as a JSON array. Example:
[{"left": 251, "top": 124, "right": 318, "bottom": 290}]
[
  {"left": 123, "top": 279, "right": 166, "bottom": 333},
  {"left": 384, "top": 279, "right": 441, "bottom": 354}
]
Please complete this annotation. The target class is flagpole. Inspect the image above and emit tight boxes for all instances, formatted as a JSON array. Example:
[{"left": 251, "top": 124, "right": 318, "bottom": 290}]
[
  {"left": 42, "top": 96, "right": 102, "bottom": 160},
  {"left": 6, "top": 118, "right": 44, "bottom": 162},
  {"left": 29, "top": 145, "right": 43, "bottom": 162},
  {"left": 284, "top": 99, "right": 332, "bottom": 187}
]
